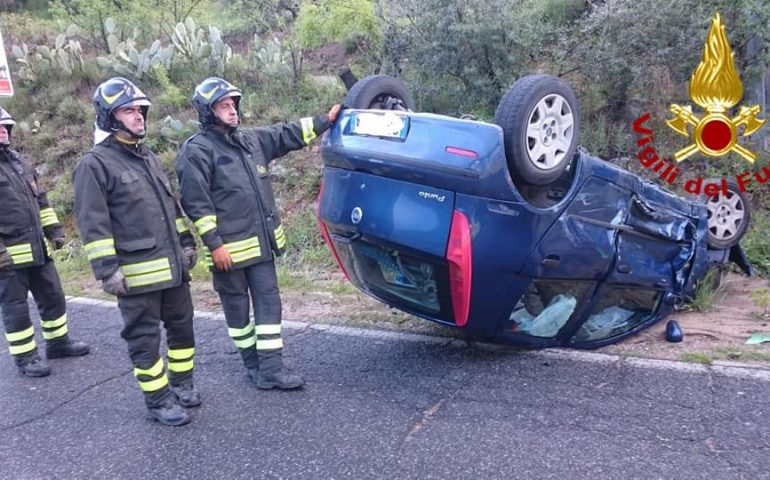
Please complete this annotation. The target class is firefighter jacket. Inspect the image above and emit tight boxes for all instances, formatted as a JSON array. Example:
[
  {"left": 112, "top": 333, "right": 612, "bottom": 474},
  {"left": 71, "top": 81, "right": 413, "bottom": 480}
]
[
  {"left": 0, "top": 146, "right": 63, "bottom": 269},
  {"left": 175, "top": 115, "right": 330, "bottom": 270},
  {"left": 73, "top": 136, "right": 195, "bottom": 295}
]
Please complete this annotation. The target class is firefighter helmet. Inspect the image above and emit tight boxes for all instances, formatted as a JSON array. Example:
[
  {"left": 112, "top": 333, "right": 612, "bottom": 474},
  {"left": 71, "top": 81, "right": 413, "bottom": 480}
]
[
  {"left": 192, "top": 77, "right": 242, "bottom": 126},
  {"left": 93, "top": 77, "right": 151, "bottom": 137}
]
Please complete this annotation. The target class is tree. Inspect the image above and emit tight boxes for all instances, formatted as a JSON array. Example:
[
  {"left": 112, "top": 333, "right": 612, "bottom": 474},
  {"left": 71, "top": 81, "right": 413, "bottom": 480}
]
[
  {"left": 49, "top": 0, "right": 208, "bottom": 52},
  {"left": 387, "top": 0, "right": 584, "bottom": 112}
]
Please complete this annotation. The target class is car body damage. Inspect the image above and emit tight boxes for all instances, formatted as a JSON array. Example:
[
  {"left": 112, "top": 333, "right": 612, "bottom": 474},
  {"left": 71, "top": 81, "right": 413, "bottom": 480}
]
[{"left": 318, "top": 74, "right": 751, "bottom": 348}]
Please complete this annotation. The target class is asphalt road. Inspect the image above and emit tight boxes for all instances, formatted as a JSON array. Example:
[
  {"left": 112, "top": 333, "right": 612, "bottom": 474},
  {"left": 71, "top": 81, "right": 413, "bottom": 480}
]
[{"left": 1, "top": 298, "right": 768, "bottom": 480}]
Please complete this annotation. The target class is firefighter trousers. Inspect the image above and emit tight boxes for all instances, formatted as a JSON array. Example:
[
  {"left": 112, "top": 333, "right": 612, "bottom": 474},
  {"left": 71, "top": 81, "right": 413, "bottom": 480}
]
[
  {"left": 212, "top": 260, "right": 283, "bottom": 370},
  {"left": 117, "top": 282, "right": 195, "bottom": 406},
  {"left": 0, "top": 260, "right": 70, "bottom": 365}
]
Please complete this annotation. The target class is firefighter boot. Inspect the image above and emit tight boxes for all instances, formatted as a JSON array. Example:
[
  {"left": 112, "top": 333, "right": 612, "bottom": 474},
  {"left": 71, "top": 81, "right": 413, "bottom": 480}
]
[
  {"left": 146, "top": 390, "right": 191, "bottom": 426},
  {"left": 16, "top": 351, "right": 51, "bottom": 378},
  {"left": 46, "top": 336, "right": 91, "bottom": 359},
  {"left": 251, "top": 350, "right": 304, "bottom": 390},
  {"left": 170, "top": 377, "right": 202, "bottom": 408}
]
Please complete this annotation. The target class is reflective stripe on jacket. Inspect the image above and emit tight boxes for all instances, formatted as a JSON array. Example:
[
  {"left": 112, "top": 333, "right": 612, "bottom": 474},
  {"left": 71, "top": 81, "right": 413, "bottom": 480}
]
[
  {"left": 0, "top": 147, "right": 63, "bottom": 269},
  {"left": 73, "top": 136, "right": 195, "bottom": 295},
  {"left": 176, "top": 115, "right": 329, "bottom": 270}
]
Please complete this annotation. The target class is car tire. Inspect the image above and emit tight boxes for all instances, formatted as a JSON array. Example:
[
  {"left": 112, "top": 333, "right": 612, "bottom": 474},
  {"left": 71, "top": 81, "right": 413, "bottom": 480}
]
[
  {"left": 495, "top": 74, "right": 580, "bottom": 186},
  {"left": 344, "top": 75, "right": 416, "bottom": 111},
  {"left": 703, "top": 178, "right": 751, "bottom": 249}
]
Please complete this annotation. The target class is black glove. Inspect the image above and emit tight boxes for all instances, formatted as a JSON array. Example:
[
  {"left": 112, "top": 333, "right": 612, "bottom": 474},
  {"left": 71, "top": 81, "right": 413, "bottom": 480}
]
[
  {"left": 101, "top": 270, "right": 128, "bottom": 296},
  {"left": 0, "top": 250, "right": 11, "bottom": 271},
  {"left": 183, "top": 246, "right": 197, "bottom": 270},
  {"left": 52, "top": 236, "right": 66, "bottom": 250}
]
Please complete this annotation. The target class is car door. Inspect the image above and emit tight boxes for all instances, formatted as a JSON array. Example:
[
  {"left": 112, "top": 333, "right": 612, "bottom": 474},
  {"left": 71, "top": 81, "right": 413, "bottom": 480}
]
[{"left": 504, "top": 177, "right": 633, "bottom": 342}]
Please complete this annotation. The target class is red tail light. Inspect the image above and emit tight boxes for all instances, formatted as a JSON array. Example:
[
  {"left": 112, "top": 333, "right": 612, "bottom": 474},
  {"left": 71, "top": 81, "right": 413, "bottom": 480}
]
[
  {"left": 445, "top": 146, "right": 478, "bottom": 158},
  {"left": 316, "top": 181, "right": 351, "bottom": 281},
  {"left": 446, "top": 210, "right": 472, "bottom": 326}
]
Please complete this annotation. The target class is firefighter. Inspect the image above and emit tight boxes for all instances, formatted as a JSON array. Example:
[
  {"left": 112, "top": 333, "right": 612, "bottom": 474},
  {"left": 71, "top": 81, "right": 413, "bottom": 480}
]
[
  {"left": 0, "top": 107, "right": 90, "bottom": 377},
  {"left": 73, "top": 77, "right": 199, "bottom": 426},
  {"left": 176, "top": 77, "right": 339, "bottom": 389}
]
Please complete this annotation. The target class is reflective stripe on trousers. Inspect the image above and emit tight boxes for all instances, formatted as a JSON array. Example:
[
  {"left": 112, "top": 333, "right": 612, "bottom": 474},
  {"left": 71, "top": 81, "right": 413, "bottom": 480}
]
[
  {"left": 167, "top": 346, "right": 194, "bottom": 373},
  {"left": 134, "top": 357, "right": 168, "bottom": 392},
  {"left": 5, "top": 325, "right": 36, "bottom": 355}
]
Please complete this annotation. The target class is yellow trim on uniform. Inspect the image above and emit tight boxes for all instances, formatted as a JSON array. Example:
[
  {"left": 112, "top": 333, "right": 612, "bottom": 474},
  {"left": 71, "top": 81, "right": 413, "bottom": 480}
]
[
  {"left": 7, "top": 243, "right": 34, "bottom": 265},
  {"left": 9, "top": 340, "right": 37, "bottom": 355},
  {"left": 274, "top": 225, "right": 286, "bottom": 250},
  {"left": 7, "top": 327, "right": 36, "bottom": 354},
  {"left": 225, "top": 237, "right": 261, "bottom": 264},
  {"left": 42, "top": 324, "right": 68, "bottom": 340},
  {"left": 166, "top": 348, "right": 194, "bottom": 372},
  {"left": 5, "top": 326, "right": 34, "bottom": 342},
  {"left": 125, "top": 270, "right": 173, "bottom": 288},
  {"left": 41, "top": 314, "right": 67, "bottom": 330},
  {"left": 121, "top": 258, "right": 172, "bottom": 288},
  {"left": 228, "top": 323, "right": 255, "bottom": 338},
  {"left": 167, "top": 347, "right": 194, "bottom": 360},
  {"left": 134, "top": 358, "right": 165, "bottom": 378},
  {"left": 255, "top": 324, "right": 281, "bottom": 335},
  {"left": 201, "top": 248, "right": 213, "bottom": 268},
  {"left": 167, "top": 360, "right": 194, "bottom": 373},
  {"left": 233, "top": 336, "right": 257, "bottom": 349},
  {"left": 229, "top": 323, "right": 257, "bottom": 348},
  {"left": 194, "top": 215, "right": 217, "bottom": 235},
  {"left": 10, "top": 254, "right": 34, "bottom": 265},
  {"left": 85, "top": 238, "right": 116, "bottom": 260},
  {"left": 138, "top": 375, "right": 169, "bottom": 392},
  {"left": 175, "top": 218, "right": 190, "bottom": 234},
  {"left": 256, "top": 338, "right": 283, "bottom": 350},
  {"left": 39, "top": 208, "right": 60, "bottom": 227},
  {"left": 300, "top": 117, "right": 317, "bottom": 144},
  {"left": 121, "top": 258, "right": 169, "bottom": 276},
  {"left": 41, "top": 315, "right": 69, "bottom": 340}
]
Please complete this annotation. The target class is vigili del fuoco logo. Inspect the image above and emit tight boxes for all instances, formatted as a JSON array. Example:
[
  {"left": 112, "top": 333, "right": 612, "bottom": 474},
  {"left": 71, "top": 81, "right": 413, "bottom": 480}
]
[{"left": 632, "top": 13, "right": 770, "bottom": 195}]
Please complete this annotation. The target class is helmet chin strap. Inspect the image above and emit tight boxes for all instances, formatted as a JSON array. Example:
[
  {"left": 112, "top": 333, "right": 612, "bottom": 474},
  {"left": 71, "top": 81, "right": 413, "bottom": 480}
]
[
  {"left": 112, "top": 118, "right": 146, "bottom": 141},
  {"left": 211, "top": 113, "right": 239, "bottom": 131}
]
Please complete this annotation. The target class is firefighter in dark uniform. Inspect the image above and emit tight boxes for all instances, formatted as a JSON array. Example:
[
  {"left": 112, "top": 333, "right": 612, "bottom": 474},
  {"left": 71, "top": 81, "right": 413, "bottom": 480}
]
[
  {"left": 176, "top": 77, "right": 339, "bottom": 389},
  {"left": 0, "top": 107, "right": 90, "bottom": 377},
  {"left": 73, "top": 78, "right": 199, "bottom": 426}
]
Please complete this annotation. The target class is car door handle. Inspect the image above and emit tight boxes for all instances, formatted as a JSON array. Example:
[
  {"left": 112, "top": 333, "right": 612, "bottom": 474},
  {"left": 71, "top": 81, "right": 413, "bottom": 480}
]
[
  {"left": 330, "top": 232, "right": 361, "bottom": 244},
  {"left": 542, "top": 255, "right": 560, "bottom": 268}
]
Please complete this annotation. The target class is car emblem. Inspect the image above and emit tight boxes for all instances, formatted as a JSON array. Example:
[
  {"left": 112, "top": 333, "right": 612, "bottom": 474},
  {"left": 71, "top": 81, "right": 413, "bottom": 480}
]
[{"left": 351, "top": 207, "right": 363, "bottom": 224}]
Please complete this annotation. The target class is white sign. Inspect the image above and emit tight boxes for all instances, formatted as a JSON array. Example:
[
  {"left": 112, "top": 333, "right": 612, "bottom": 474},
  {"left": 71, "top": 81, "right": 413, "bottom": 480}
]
[{"left": 0, "top": 29, "right": 14, "bottom": 97}]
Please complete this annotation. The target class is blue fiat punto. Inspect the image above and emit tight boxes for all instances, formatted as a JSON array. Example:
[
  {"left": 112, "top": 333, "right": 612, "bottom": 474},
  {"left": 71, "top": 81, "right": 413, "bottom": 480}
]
[{"left": 317, "top": 74, "right": 752, "bottom": 348}]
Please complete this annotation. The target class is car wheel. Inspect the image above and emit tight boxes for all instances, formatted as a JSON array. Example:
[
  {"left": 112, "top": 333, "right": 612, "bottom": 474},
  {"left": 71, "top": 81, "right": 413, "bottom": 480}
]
[
  {"left": 344, "top": 75, "right": 416, "bottom": 111},
  {"left": 704, "top": 179, "right": 751, "bottom": 249},
  {"left": 495, "top": 74, "right": 580, "bottom": 186}
]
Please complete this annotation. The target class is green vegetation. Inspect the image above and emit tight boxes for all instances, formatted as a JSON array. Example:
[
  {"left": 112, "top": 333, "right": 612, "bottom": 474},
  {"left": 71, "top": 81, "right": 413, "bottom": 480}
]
[
  {"left": 750, "top": 287, "right": 770, "bottom": 315},
  {"left": 715, "top": 347, "right": 770, "bottom": 362},
  {"left": 680, "top": 348, "right": 770, "bottom": 364},
  {"left": 1, "top": 0, "right": 770, "bottom": 298},
  {"left": 686, "top": 268, "right": 728, "bottom": 312},
  {"left": 680, "top": 352, "right": 712, "bottom": 365},
  {"left": 743, "top": 210, "right": 770, "bottom": 276}
]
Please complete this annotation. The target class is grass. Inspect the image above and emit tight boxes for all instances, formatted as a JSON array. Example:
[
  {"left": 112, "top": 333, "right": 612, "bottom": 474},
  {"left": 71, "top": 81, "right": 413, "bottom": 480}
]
[
  {"left": 680, "top": 348, "right": 770, "bottom": 365},
  {"left": 749, "top": 287, "right": 770, "bottom": 314},
  {"left": 743, "top": 210, "right": 770, "bottom": 277},
  {"left": 680, "top": 352, "right": 712, "bottom": 365},
  {"left": 685, "top": 268, "right": 727, "bottom": 312},
  {"left": 714, "top": 348, "right": 770, "bottom": 363}
]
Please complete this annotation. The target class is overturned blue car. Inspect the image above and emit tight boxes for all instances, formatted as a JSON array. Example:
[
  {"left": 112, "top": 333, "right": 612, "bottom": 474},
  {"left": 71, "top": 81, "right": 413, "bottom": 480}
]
[{"left": 317, "top": 74, "right": 751, "bottom": 348}]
